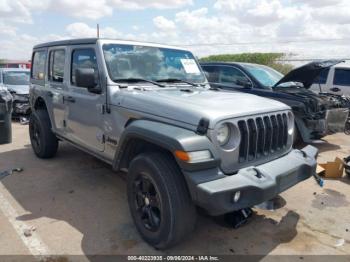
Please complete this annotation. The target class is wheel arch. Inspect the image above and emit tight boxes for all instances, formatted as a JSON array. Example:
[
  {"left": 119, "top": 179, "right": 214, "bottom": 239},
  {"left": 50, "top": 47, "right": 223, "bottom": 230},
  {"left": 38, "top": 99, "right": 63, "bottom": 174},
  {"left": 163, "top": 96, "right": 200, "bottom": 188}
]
[{"left": 33, "top": 96, "right": 48, "bottom": 112}]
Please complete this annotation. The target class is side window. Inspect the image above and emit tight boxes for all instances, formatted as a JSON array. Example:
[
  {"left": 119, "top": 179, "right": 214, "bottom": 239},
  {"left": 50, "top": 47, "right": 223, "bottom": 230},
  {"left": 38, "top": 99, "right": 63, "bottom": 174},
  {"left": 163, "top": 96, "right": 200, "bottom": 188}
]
[
  {"left": 31, "top": 51, "right": 47, "bottom": 80},
  {"left": 49, "top": 50, "right": 65, "bottom": 83},
  {"left": 71, "top": 49, "right": 98, "bottom": 86},
  {"left": 333, "top": 69, "right": 350, "bottom": 86},
  {"left": 202, "top": 66, "right": 219, "bottom": 83},
  {"left": 218, "top": 67, "right": 250, "bottom": 87},
  {"left": 314, "top": 68, "right": 329, "bottom": 84}
]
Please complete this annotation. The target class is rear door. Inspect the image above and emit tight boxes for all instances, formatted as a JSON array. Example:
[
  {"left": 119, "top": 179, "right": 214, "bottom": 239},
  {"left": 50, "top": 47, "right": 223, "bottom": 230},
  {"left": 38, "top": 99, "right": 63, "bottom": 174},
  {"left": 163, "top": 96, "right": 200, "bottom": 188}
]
[{"left": 65, "top": 46, "right": 105, "bottom": 152}]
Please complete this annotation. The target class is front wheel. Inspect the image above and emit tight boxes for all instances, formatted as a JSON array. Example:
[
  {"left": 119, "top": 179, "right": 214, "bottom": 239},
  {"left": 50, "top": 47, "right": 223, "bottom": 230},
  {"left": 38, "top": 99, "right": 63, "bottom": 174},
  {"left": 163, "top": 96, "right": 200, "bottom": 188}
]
[{"left": 127, "top": 152, "right": 196, "bottom": 249}]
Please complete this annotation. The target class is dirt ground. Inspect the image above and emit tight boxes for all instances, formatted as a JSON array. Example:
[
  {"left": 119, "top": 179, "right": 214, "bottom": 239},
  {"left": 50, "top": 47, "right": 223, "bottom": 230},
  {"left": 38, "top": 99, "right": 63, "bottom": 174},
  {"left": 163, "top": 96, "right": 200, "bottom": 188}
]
[{"left": 0, "top": 123, "right": 350, "bottom": 260}]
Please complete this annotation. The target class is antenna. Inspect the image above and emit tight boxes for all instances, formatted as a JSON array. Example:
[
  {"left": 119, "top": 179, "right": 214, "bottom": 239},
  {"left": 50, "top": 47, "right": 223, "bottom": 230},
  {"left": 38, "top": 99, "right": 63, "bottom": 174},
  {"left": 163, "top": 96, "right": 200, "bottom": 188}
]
[{"left": 97, "top": 24, "right": 100, "bottom": 38}]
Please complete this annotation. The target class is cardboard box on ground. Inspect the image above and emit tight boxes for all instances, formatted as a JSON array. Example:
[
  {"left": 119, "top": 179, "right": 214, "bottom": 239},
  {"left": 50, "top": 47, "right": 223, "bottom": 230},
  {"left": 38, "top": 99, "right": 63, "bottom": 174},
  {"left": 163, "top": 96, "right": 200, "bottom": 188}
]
[{"left": 317, "top": 158, "right": 345, "bottom": 178}]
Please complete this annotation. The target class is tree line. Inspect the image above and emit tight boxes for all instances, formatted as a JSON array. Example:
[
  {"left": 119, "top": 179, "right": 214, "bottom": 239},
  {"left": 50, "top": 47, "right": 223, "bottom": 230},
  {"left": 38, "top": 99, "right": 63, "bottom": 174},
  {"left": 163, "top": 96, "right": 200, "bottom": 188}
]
[{"left": 200, "top": 53, "right": 294, "bottom": 75}]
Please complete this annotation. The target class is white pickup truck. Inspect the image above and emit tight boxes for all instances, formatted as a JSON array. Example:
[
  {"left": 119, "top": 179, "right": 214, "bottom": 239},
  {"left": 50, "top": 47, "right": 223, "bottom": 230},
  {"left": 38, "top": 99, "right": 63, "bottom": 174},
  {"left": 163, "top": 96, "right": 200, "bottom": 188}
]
[{"left": 310, "top": 62, "right": 350, "bottom": 96}]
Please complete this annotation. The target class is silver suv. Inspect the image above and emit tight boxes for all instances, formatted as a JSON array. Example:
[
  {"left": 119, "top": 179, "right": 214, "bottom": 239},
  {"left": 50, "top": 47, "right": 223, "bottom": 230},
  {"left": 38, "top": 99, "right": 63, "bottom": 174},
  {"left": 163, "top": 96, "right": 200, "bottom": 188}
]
[{"left": 29, "top": 38, "right": 317, "bottom": 249}]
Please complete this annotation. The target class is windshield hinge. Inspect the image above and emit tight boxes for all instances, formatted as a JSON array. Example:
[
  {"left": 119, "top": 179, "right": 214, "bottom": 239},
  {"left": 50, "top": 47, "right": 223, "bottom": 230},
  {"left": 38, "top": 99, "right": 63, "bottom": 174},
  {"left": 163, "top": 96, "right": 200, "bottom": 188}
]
[{"left": 196, "top": 118, "right": 210, "bottom": 135}]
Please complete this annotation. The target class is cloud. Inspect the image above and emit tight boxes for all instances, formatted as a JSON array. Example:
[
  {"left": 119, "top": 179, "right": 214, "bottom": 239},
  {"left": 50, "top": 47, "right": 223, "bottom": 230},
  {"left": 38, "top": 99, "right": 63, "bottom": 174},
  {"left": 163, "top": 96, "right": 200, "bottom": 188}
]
[
  {"left": 153, "top": 16, "right": 176, "bottom": 31},
  {"left": 109, "top": 0, "right": 193, "bottom": 10},
  {"left": 0, "top": 0, "right": 193, "bottom": 24},
  {"left": 1, "top": 0, "right": 350, "bottom": 62},
  {"left": 0, "top": 0, "right": 33, "bottom": 23},
  {"left": 64, "top": 22, "right": 137, "bottom": 40},
  {"left": 66, "top": 22, "right": 124, "bottom": 38},
  {"left": 299, "top": 0, "right": 341, "bottom": 8},
  {"left": 0, "top": 22, "right": 17, "bottom": 37},
  {"left": 51, "top": 0, "right": 112, "bottom": 20}
]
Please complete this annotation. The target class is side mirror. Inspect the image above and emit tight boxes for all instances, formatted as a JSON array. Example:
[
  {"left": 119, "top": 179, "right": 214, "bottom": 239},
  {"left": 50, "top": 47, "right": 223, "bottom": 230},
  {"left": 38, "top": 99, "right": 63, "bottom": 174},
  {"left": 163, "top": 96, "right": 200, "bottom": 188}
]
[
  {"left": 75, "top": 68, "right": 102, "bottom": 94},
  {"left": 330, "top": 87, "right": 341, "bottom": 93}
]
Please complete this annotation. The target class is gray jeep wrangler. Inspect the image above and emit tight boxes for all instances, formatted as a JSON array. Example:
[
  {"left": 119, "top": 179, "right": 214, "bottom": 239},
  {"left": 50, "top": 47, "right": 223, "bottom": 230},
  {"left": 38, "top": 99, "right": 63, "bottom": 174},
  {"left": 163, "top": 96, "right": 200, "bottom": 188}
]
[{"left": 29, "top": 38, "right": 317, "bottom": 249}]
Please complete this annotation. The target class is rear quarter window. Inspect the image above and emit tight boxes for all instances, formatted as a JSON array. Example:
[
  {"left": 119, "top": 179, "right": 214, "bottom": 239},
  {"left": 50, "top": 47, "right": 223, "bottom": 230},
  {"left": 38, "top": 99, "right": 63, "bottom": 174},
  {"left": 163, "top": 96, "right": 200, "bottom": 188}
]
[{"left": 31, "top": 51, "right": 47, "bottom": 81}]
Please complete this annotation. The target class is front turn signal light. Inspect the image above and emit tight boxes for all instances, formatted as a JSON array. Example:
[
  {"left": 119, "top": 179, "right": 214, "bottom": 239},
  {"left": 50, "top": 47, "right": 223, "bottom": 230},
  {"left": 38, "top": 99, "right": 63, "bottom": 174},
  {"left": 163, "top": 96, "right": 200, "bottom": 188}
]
[{"left": 174, "top": 150, "right": 212, "bottom": 163}]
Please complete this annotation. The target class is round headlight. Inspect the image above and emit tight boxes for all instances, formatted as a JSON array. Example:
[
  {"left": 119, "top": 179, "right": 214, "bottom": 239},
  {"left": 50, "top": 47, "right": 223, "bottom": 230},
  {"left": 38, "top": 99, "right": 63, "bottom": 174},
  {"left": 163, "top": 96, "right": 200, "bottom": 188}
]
[{"left": 216, "top": 123, "right": 230, "bottom": 146}]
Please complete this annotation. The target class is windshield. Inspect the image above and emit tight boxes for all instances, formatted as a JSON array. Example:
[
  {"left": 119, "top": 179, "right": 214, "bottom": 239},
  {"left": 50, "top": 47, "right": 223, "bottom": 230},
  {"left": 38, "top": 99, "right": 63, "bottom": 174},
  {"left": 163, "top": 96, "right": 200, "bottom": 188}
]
[
  {"left": 242, "top": 64, "right": 283, "bottom": 87},
  {"left": 102, "top": 44, "right": 206, "bottom": 84},
  {"left": 3, "top": 71, "right": 30, "bottom": 85}
]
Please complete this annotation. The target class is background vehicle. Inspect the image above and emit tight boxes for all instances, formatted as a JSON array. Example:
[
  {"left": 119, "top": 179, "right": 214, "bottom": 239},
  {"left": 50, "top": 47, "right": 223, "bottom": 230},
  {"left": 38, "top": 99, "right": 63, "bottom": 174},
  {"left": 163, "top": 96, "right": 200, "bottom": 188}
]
[
  {"left": 29, "top": 38, "right": 317, "bottom": 249},
  {"left": 0, "top": 87, "right": 12, "bottom": 144},
  {"left": 0, "top": 68, "right": 31, "bottom": 122},
  {"left": 201, "top": 61, "right": 349, "bottom": 143},
  {"left": 311, "top": 62, "right": 350, "bottom": 96}
]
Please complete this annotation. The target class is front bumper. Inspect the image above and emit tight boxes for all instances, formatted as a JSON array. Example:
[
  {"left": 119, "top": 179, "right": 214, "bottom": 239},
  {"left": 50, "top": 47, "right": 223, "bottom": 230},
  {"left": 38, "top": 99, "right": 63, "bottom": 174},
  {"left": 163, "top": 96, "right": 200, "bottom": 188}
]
[
  {"left": 298, "top": 108, "right": 349, "bottom": 141},
  {"left": 186, "top": 146, "right": 317, "bottom": 215},
  {"left": 12, "top": 101, "right": 30, "bottom": 116},
  {"left": 326, "top": 108, "right": 349, "bottom": 133}
]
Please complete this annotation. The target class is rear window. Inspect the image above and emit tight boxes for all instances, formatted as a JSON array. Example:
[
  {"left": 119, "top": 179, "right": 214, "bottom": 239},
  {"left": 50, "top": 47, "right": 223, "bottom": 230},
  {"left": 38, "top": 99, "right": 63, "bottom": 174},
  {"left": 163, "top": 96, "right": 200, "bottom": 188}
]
[
  {"left": 31, "top": 51, "right": 47, "bottom": 80},
  {"left": 333, "top": 69, "right": 350, "bottom": 86},
  {"left": 314, "top": 68, "right": 329, "bottom": 84},
  {"left": 3, "top": 71, "right": 30, "bottom": 85}
]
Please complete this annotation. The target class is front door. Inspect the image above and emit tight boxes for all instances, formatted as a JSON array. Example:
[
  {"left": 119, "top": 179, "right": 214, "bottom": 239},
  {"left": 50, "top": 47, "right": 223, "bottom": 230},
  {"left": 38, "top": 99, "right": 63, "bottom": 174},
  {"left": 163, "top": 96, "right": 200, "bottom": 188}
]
[
  {"left": 65, "top": 47, "right": 105, "bottom": 152},
  {"left": 330, "top": 68, "right": 350, "bottom": 96}
]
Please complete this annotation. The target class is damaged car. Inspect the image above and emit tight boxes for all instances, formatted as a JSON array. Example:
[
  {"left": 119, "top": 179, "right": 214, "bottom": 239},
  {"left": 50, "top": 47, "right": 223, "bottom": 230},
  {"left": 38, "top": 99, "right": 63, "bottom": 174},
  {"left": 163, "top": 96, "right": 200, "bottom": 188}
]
[
  {"left": 201, "top": 60, "right": 349, "bottom": 143},
  {"left": 0, "top": 68, "right": 31, "bottom": 123},
  {"left": 0, "top": 86, "right": 12, "bottom": 144}
]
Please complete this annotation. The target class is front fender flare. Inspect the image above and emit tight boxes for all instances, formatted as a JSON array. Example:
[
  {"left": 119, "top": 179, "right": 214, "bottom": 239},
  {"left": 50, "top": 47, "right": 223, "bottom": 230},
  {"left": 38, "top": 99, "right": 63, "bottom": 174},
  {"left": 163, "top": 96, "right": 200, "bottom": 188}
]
[{"left": 112, "top": 120, "right": 219, "bottom": 171}]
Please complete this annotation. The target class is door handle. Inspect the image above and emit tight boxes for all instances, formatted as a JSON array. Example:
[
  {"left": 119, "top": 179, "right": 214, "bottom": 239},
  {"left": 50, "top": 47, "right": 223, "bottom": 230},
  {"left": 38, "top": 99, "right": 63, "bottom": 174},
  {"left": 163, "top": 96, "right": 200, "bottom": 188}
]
[
  {"left": 64, "top": 96, "right": 76, "bottom": 103},
  {"left": 330, "top": 87, "right": 341, "bottom": 92}
]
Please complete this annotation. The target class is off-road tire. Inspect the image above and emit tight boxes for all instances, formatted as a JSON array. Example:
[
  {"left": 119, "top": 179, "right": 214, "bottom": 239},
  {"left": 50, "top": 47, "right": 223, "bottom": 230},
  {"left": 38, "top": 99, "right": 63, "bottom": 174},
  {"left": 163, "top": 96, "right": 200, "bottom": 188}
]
[
  {"left": 29, "top": 110, "right": 58, "bottom": 158},
  {"left": 127, "top": 152, "right": 197, "bottom": 249}
]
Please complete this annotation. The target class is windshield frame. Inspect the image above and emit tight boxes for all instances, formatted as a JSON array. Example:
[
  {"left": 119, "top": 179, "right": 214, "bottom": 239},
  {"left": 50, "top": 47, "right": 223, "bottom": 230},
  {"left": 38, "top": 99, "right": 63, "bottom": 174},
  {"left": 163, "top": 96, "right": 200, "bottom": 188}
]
[
  {"left": 2, "top": 70, "right": 30, "bottom": 86},
  {"left": 100, "top": 42, "right": 207, "bottom": 86}
]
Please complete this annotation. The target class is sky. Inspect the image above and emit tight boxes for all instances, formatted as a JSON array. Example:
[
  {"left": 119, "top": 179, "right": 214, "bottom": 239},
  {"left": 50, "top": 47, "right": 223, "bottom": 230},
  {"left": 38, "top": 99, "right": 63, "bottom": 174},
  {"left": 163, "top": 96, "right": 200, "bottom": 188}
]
[{"left": 1, "top": 0, "right": 350, "bottom": 61}]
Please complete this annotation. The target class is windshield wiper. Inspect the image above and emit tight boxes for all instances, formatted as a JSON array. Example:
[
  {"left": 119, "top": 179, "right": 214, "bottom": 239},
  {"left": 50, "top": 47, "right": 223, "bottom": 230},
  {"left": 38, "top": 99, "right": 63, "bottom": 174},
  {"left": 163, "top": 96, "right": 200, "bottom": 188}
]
[
  {"left": 156, "top": 78, "right": 205, "bottom": 87},
  {"left": 112, "top": 78, "right": 165, "bottom": 87},
  {"left": 209, "top": 86, "right": 222, "bottom": 91}
]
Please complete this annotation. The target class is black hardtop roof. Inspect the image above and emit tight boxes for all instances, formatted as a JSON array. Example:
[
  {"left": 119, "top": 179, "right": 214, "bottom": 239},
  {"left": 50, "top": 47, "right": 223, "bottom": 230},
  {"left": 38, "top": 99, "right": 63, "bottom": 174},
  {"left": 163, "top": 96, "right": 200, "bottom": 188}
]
[{"left": 33, "top": 38, "right": 98, "bottom": 49}]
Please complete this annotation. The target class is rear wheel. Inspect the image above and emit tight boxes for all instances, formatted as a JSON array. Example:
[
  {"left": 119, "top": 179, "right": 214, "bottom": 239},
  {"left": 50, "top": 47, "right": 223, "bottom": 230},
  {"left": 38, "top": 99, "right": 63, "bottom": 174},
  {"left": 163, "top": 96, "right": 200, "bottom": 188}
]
[
  {"left": 127, "top": 152, "right": 196, "bottom": 249},
  {"left": 29, "top": 110, "right": 58, "bottom": 158}
]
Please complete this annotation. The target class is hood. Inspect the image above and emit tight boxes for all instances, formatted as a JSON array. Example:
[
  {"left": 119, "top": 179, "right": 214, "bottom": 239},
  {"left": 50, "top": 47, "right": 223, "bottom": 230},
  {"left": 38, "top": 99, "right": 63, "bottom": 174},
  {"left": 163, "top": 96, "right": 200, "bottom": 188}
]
[
  {"left": 114, "top": 87, "right": 290, "bottom": 128},
  {"left": 273, "top": 60, "right": 344, "bottom": 89},
  {"left": 4, "top": 84, "right": 29, "bottom": 95}
]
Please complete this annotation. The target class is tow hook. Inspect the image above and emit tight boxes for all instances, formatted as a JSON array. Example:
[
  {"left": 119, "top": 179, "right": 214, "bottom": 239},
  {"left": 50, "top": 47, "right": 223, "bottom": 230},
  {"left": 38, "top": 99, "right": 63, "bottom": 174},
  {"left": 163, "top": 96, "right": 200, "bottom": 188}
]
[{"left": 225, "top": 208, "right": 253, "bottom": 229}]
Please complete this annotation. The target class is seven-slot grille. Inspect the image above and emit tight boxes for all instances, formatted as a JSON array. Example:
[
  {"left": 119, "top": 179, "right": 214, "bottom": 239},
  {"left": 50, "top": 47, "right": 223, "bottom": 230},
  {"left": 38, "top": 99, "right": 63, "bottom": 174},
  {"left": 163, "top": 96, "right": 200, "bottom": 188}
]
[{"left": 237, "top": 112, "right": 289, "bottom": 163}]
